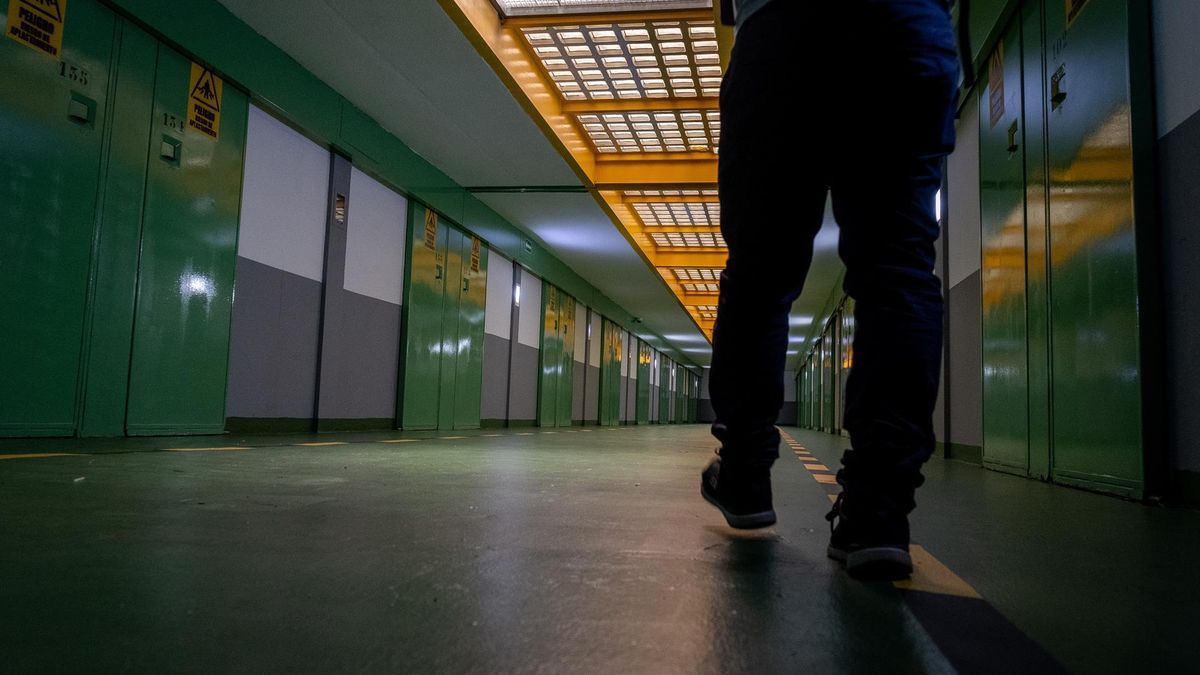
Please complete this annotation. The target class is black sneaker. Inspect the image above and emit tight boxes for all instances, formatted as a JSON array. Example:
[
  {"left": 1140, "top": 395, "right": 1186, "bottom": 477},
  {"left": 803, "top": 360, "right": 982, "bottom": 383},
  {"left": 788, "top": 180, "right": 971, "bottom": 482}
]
[
  {"left": 700, "top": 455, "right": 776, "bottom": 529},
  {"left": 826, "top": 493, "right": 913, "bottom": 580}
]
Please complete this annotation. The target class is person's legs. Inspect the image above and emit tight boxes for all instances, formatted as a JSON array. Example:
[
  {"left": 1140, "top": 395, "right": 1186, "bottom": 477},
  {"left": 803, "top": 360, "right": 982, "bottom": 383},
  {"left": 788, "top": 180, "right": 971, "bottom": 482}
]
[
  {"left": 825, "top": 0, "right": 959, "bottom": 576},
  {"left": 702, "top": 0, "right": 830, "bottom": 528}
]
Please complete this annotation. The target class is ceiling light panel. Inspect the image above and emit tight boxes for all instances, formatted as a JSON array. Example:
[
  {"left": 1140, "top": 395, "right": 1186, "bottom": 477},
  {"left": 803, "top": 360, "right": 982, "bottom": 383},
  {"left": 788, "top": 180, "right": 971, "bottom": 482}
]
[
  {"left": 633, "top": 201, "right": 720, "bottom": 227},
  {"left": 671, "top": 267, "right": 721, "bottom": 282},
  {"left": 578, "top": 109, "right": 720, "bottom": 153},
  {"left": 522, "top": 22, "right": 722, "bottom": 103},
  {"left": 681, "top": 282, "right": 720, "bottom": 293},
  {"left": 689, "top": 304, "right": 718, "bottom": 320},
  {"left": 649, "top": 231, "right": 726, "bottom": 248}
]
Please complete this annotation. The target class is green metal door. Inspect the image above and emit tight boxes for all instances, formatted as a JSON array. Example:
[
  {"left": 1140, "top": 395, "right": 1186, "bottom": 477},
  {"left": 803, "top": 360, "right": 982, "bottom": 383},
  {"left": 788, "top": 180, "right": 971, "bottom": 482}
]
[
  {"left": 437, "top": 227, "right": 464, "bottom": 431},
  {"left": 538, "top": 283, "right": 561, "bottom": 426},
  {"left": 662, "top": 355, "right": 672, "bottom": 422},
  {"left": 0, "top": 0, "right": 115, "bottom": 436},
  {"left": 399, "top": 206, "right": 448, "bottom": 430},
  {"left": 1043, "top": 0, "right": 1144, "bottom": 496},
  {"left": 979, "top": 19, "right": 1031, "bottom": 473},
  {"left": 636, "top": 341, "right": 651, "bottom": 424},
  {"left": 452, "top": 234, "right": 487, "bottom": 430},
  {"left": 125, "top": 46, "right": 248, "bottom": 435},
  {"left": 556, "top": 293, "right": 576, "bottom": 427},
  {"left": 598, "top": 319, "right": 622, "bottom": 426}
]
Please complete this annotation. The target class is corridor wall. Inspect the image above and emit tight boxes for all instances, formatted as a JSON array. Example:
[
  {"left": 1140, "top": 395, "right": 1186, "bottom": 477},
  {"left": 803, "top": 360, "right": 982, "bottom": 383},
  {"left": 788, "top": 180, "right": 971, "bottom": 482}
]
[{"left": 481, "top": 251, "right": 514, "bottom": 426}]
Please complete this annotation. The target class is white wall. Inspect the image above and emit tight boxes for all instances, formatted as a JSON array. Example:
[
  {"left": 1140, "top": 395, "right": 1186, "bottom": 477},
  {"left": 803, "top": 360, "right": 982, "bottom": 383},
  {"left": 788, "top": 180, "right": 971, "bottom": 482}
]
[
  {"left": 574, "top": 303, "right": 587, "bottom": 363},
  {"left": 947, "top": 95, "right": 982, "bottom": 289},
  {"left": 484, "top": 250, "right": 514, "bottom": 338},
  {"left": 588, "top": 313, "right": 602, "bottom": 368},
  {"left": 516, "top": 270, "right": 542, "bottom": 348},
  {"left": 1153, "top": 0, "right": 1200, "bottom": 137},
  {"left": 237, "top": 105, "right": 329, "bottom": 280},
  {"left": 345, "top": 167, "right": 406, "bottom": 304}
]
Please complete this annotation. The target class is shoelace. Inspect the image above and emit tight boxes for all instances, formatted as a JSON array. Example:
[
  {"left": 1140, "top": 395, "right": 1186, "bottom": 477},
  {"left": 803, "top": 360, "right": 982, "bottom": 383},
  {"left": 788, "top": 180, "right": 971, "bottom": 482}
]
[{"left": 825, "top": 492, "right": 844, "bottom": 534}]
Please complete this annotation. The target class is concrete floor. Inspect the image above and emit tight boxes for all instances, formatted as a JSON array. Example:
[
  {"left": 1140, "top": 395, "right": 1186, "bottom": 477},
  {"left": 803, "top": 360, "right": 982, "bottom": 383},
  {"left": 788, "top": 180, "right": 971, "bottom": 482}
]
[{"left": 1, "top": 426, "right": 1196, "bottom": 673}]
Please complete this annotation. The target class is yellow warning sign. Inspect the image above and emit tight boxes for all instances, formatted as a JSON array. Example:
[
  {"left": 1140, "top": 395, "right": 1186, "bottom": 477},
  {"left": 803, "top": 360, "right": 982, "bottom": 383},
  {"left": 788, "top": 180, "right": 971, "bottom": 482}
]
[
  {"left": 423, "top": 209, "right": 438, "bottom": 251},
  {"left": 6, "top": 0, "right": 66, "bottom": 59},
  {"left": 187, "top": 62, "right": 222, "bottom": 140},
  {"left": 470, "top": 237, "right": 481, "bottom": 273}
]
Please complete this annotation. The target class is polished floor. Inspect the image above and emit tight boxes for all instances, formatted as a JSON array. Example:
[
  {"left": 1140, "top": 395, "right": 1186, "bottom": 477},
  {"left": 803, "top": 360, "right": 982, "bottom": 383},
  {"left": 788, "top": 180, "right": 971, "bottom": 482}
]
[{"left": 1, "top": 426, "right": 1196, "bottom": 673}]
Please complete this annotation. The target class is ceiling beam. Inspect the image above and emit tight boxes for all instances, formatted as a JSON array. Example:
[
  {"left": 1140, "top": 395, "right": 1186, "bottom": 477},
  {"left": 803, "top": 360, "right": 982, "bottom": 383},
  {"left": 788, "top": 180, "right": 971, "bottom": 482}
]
[
  {"left": 593, "top": 157, "right": 717, "bottom": 185},
  {"left": 501, "top": 8, "right": 712, "bottom": 28}
]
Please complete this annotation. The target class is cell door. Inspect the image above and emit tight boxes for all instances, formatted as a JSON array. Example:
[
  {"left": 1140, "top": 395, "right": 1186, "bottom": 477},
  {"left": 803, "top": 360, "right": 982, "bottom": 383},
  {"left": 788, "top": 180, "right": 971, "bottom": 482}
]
[
  {"left": 556, "top": 293, "right": 576, "bottom": 427},
  {"left": 978, "top": 17, "right": 1032, "bottom": 473},
  {"left": 125, "top": 45, "right": 248, "bottom": 435},
  {"left": 1042, "top": 0, "right": 1144, "bottom": 496},
  {"left": 399, "top": 206, "right": 449, "bottom": 430},
  {"left": 436, "top": 227, "right": 464, "bottom": 431},
  {"left": 636, "top": 342, "right": 651, "bottom": 424},
  {"left": 538, "top": 284, "right": 561, "bottom": 426},
  {"left": 0, "top": 0, "right": 115, "bottom": 436},
  {"left": 452, "top": 234, "right": 487, "bottom": 429}
]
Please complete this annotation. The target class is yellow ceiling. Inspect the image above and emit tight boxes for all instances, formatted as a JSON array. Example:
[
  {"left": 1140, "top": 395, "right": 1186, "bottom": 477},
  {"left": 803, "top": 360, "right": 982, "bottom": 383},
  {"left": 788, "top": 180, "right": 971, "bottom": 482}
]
[{"left": 442, "top": 0, "right": 730, "bottom": 340}]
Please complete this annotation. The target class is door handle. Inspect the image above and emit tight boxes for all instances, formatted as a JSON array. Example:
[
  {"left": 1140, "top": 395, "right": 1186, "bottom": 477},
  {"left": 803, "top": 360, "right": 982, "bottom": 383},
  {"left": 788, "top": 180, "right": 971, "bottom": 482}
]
[
  {"left": 462, "top": 278, "right": 469, "bottom": 292},
  {"left": 1006, "top": 120, "right": 1019, "bottom": 154},
  {"left": 435, "top": 264, "right": 443, "bottom": 280},
  {"left": 1051, "top": 64, "right": 1067, "bottom": 110}
]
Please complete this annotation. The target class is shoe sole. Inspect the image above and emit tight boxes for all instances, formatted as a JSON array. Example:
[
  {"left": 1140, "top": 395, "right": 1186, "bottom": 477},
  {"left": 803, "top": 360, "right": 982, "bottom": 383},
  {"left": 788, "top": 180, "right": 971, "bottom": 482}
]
[
  {"left": 842, "top": 547, "right": 913, "bottom": 581},
  {"left": 700, "top": 488, "right": 777, "bottom": 530}
]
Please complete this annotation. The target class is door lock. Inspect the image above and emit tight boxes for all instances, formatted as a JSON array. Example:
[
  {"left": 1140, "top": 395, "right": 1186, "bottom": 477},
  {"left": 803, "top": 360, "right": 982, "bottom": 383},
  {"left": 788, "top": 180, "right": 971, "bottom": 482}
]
[
  {"left": 435, "top": 264, "right": 443, "bottom": 280},
  {"left": 1006, "top": 120, "right": 1020, "bottom": 154},
  {"left": 1051, "top": 65, "right": 1067, "bottom": 110}
]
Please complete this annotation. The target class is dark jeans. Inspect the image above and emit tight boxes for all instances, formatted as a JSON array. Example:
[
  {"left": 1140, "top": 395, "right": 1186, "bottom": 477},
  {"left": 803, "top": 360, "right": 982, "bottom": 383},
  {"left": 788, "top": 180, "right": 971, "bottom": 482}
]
[{"left": 710, "top": 0, "right": 959, "bottom": 506}]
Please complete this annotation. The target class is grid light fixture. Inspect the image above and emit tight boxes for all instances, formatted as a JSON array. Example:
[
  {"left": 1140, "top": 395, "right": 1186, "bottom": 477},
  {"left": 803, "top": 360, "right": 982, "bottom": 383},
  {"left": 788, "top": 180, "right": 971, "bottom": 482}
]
[
  {"left": 689, "top": 304, "right": 718, "bottom": 321},
  {"left": 521, "top": 22, "right": 722, "bottom": 102},
  {"left": 632, "top": 201, "right": 720, "bottom": 227},
  {"left": 649, "top": 231, "right": 725, "bottom": 248},
  {"left": 577, "top": 109, "right": 720, "bottom": 153},
  {"left": 681, "top": 281, "right": 719, "bottom": 293},
  {"left": 671, "top": 267, "right": 721, "bottom": 282}
]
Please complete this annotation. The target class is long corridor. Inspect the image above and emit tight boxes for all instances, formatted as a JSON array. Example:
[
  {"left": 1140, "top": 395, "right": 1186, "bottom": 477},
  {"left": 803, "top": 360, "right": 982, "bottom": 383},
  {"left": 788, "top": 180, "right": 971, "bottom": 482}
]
[{"left": 2, "top": 426, "right": 1194, "bottom": 673}]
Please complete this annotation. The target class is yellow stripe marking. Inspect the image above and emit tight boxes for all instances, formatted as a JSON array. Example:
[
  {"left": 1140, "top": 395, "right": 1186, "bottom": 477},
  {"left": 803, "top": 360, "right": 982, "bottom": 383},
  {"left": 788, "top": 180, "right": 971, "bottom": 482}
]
[
  {"left": 481, "top": 434, "right": 502, "bottom": 437},
  {"left": 439, "top": 436, "right": 467, "bottom": 440},
  {"left": 517, "top": 432, "right": 535, "bottom": 436},
  {"left": 827, "top": 494, "right": 839, "bottom": 503},
  {"left": 166, "top": 446, "right": 247, "bottom": 452},
  {"left": 803, "top": 463, "right": 829, "bottom": 472},
  {"left": 298, "top": 442, "right": 345, "bottom": 447},
  {"left": 812, "top": 473, "right": 838, "bottom": 485},
  {"left": 0, "top": 453, "right": 81, "bottom": 460},
  {"left": 381, "top": 439, "right": 420, "bottom": 443},
  {"left": 543, "top": 431, "right": 559, "bottom": 435},
  {"left": 894, "top": 545, "right": 983, "bottom": 599}
]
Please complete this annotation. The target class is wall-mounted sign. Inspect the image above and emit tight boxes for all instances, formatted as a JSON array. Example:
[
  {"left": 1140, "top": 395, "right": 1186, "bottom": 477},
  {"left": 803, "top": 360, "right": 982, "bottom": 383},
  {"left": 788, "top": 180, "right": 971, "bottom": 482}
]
[
  {"left": 6, "top": 0, "right": 66, "bottom": 59},
  {"left": 470, "top": 237, "right": 481, "bottom": 273},
  {"left": 987, "top": 44, "right": 1005, "bottom": 129},
  {"left": 424, "top": 209, "right": 438, "bottom": 251},
  {"left": 187, "top": 62, "right": 223, "bottom": 140}
]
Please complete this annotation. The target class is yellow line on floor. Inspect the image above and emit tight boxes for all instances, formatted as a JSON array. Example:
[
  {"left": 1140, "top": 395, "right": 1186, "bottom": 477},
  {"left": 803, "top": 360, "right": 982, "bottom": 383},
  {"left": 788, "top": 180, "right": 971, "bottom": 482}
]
[
  {"left": 894, "top": 545, "right": 983, "bottom": 598},
  {"left": 517, "top": 432, "right": 534, "bottom": 436},
  {"left": 297, "top": 442, "right": 345, "bottom": 447},
  {"left": 827, "top": 494, "right": 839, "bottom": 503},
  {"left": 165, "top": 447, "right": 247, "bottom": 452},
  {"left": 481, "top": 434, "right": 502, "bottom": 437},
  {"left": 0, "top": 453, "right": 81, "bottom": 460},
  {"left": 804, "top": 463, "right": 829, "bottom": 472},
  {"left": 439, "top": 436, "right": 467, "bottom": 440},
  {"left": 381, "top": 439, "right": 420, "bottom": 443},
  {"left": 813, "top": 473, "right": 838, "bottom": 485}
]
